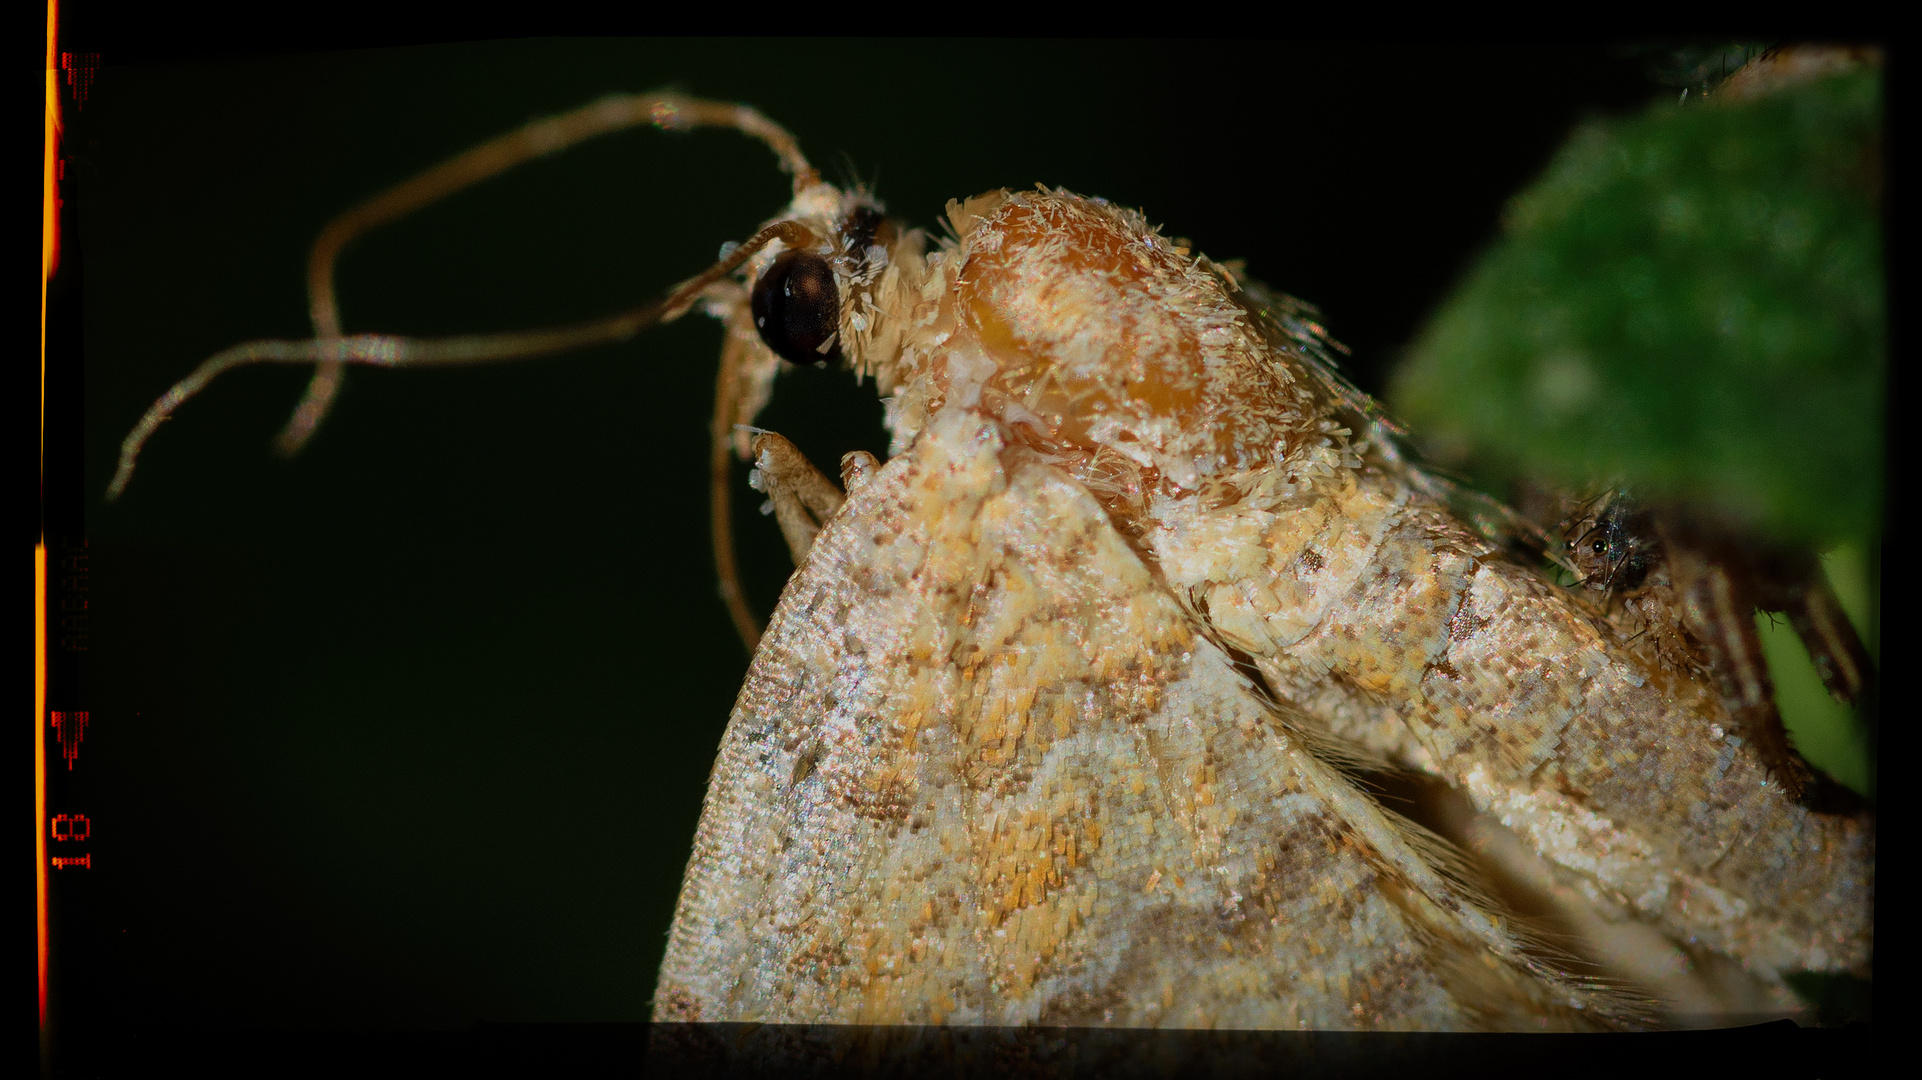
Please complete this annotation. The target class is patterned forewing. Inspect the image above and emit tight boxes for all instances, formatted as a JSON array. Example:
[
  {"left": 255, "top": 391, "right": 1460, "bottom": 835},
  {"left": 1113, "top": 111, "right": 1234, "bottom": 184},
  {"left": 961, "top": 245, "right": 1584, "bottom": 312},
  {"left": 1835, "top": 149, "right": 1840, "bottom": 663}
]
[
  {"left": 655, "top": 411, "right": 1623, "bottom": 1028},
  {"left": 1209, "top": 484, "right": 1872, "bottom": 977}
]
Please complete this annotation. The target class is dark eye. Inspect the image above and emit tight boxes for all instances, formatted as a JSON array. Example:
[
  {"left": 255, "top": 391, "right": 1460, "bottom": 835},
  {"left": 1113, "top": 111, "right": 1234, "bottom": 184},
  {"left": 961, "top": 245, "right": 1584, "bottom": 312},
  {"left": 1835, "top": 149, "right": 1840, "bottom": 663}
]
[{"left": 751, "top": 250, "right": 842, "bottom": 366}]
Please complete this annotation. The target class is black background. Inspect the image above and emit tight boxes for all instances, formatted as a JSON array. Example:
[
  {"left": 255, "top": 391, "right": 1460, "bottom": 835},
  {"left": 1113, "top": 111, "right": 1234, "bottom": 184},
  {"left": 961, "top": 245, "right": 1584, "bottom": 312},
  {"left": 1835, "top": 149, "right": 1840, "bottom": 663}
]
[{"left": 61, "top": 37, "right": 1672, "bottom": 1032}]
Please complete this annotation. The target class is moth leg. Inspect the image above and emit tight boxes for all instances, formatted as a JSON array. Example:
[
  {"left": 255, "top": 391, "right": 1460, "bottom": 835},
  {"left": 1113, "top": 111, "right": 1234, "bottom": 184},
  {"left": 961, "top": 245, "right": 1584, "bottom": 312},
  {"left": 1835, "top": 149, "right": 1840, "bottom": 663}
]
[
  {"left": 1663, "top": 533, "right": 1814, "bottom": 804},
  {"left": 1755, "top": 558, "right": 1876, "bottom": 709},
  {"left": 748, "top": 432, "right": 845, "bottom": 565},
  {"left": 707, "top": 282, "right": 784, "bottom": 652},
  {"left": 839, "top": 450, "right": 881, "bottom": 495}
]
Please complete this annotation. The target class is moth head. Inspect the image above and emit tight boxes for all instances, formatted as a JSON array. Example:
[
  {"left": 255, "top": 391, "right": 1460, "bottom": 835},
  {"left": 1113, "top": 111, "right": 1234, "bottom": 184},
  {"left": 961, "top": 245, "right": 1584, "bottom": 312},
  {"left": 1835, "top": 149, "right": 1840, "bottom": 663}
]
[
  {"left": 740, "top": 185, "right": 926, "bottom": 383},
  {"left": 1568, "top": 495, "right": 1662, "bottom": 595}
]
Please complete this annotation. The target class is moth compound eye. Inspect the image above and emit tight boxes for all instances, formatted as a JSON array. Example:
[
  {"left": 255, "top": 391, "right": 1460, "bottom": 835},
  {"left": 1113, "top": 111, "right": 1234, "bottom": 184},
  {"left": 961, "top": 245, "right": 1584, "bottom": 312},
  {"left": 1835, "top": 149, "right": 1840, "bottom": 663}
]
[{"left": 751, "top": 250, "right": 842, "bottom": 366}]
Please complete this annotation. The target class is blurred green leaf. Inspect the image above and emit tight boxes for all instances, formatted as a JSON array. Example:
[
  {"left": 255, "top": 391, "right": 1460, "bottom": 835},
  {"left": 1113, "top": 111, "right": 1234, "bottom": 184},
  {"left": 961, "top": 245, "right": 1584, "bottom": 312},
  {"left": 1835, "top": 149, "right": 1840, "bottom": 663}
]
[{"left": 1389, "top": 68, "right": 1883, "bottom": 547}]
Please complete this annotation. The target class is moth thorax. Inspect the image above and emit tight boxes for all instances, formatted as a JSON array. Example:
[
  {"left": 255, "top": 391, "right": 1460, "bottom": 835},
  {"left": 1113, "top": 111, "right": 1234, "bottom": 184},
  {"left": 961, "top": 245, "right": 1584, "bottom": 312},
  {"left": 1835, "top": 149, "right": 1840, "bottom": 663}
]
[{"left": 944, "top": 194, "right": 1301, "bottom": 486}]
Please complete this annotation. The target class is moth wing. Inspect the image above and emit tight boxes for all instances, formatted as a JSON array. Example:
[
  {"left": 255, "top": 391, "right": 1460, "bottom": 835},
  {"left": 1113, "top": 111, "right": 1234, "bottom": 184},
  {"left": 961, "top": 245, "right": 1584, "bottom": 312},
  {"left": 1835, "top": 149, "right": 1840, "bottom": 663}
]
[
  {"left": 655, "top": 409, "right": 1627, "bottom": 1029},
  {"left": 1234, "top": 273, "right": 1870, "bottom": 996},
  {"left": 1234, "top": 273, "right": 1566, "bottom": 572}
]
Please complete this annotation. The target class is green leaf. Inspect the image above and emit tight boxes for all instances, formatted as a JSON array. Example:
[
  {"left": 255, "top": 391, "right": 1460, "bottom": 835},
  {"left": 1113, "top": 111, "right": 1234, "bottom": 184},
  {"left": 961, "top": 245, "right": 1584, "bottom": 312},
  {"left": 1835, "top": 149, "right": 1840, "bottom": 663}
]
[{"left": 1390, "top": 69, "right": 1883, "bottom": 547}]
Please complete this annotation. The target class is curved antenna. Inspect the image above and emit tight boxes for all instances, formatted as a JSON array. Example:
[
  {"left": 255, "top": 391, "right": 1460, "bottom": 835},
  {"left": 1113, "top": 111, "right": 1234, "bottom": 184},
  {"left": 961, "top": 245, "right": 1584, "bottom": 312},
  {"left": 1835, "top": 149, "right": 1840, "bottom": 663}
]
[
  {"left": 275, "top": 92, "right": 819, "bottom": 455},
  {"left": 107, "top": 219, "right": 818, "bottom": 500}
]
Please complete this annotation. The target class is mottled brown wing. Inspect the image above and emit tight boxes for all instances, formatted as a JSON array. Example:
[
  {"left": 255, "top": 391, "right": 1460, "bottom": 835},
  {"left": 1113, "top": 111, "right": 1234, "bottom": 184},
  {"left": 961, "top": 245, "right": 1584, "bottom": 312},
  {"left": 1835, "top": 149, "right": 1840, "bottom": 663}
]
[{"left": 654, "top": 410, "right": 1628, "bottom": 1029}]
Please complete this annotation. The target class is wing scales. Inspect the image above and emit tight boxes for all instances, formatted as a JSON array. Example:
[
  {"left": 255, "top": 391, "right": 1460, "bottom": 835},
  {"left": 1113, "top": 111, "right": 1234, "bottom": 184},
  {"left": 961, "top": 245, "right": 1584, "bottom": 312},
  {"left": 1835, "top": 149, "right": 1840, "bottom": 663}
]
[{"left": 656, "top": 409, "right": 1625, "bottom": 1029}]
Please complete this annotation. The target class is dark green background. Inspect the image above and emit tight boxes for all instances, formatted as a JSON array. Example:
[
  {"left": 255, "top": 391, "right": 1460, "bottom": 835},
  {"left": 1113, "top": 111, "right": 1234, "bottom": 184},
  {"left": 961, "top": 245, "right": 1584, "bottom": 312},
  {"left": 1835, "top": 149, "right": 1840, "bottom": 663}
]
[{"left": 71, "top": 40, "right": 1662, "bottom": 1029}]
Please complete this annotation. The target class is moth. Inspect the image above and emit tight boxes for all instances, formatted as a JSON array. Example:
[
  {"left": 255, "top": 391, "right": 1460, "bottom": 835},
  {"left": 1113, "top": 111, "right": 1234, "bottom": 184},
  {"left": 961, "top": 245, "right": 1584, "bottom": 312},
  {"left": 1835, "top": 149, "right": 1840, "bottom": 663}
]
[{"left": 99, "top": 72, "right": 1870, "bottom": 1029}]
